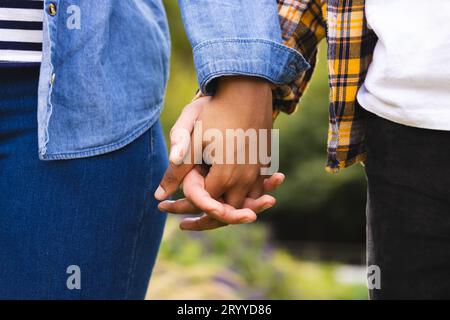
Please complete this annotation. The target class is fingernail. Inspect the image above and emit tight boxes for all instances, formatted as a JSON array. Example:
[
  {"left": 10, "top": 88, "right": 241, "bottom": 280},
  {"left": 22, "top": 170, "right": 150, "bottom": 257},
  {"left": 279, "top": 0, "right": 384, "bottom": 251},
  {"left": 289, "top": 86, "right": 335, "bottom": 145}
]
[
  {"left": 180, "top": 223, "right": 191, "bottom": 231},
  {"left": 240, "top": 215, "right": 256, "bottom": 224},
  {"left": 243, "top": 218, "right": 254, "bottom": 224},
  {"left": 157, "top": 201, "right": 168, "bottom": 211},
  {"left": 169, "top": 145, "right": 181, "bottom": 164},
  {"left": 261, "top": 204, "right": 273, "bottom": 211},
  {"left": 154, "top": 185, "right": 166, "bottom": 200}
]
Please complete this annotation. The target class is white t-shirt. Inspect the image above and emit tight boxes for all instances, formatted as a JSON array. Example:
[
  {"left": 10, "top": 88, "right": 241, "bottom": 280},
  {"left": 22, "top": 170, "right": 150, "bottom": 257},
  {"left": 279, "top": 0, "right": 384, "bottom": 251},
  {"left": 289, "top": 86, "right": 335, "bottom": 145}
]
[{"left": 357, "top": 0, "right": 450, "bottom": 130}]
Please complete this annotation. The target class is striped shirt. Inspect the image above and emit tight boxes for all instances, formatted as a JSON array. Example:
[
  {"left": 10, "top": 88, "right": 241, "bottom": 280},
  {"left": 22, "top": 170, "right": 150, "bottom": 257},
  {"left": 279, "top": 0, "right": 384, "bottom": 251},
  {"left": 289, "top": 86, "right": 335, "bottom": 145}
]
[{"left": 0, "top": 0, "right": 43, "bottom": 64}]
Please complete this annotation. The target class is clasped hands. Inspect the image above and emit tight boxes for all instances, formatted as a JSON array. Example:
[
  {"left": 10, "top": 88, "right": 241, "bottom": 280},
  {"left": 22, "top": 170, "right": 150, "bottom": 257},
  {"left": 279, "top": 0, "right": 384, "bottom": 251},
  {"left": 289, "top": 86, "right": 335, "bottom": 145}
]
[{"left": 154, "top": 77, "right": 284, "bottom": 231}]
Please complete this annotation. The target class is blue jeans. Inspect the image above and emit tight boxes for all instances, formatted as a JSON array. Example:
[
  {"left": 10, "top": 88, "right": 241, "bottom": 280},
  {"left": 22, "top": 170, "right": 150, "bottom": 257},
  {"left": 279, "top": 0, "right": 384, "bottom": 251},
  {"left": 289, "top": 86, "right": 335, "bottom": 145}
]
[{"left": 0, "top": 66, "right": 167, "bottom": 299}]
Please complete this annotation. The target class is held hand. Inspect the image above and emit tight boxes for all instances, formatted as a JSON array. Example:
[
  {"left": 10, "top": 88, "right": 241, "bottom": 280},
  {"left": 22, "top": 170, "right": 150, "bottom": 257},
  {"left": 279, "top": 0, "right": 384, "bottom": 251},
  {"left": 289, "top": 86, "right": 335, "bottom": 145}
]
[
  {"left": 194, "top": 76, "right": 274, "bottom": 209},
  {"left": 159, "top": 169, "right": 285, "bottom": 231},
  {"left": 155, "top": 76, "right": 280, "bottom": 229}
]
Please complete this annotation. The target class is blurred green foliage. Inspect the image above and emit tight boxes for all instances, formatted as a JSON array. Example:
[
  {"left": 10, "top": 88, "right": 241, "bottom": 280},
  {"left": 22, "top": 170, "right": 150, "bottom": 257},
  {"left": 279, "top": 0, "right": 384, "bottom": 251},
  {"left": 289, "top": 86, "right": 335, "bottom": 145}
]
[
  {"left": 149, "top": 218, "right": 367, "bottom": 300},
  {"left": 151, "top": 1, "right": 369, "bottom": 300}
]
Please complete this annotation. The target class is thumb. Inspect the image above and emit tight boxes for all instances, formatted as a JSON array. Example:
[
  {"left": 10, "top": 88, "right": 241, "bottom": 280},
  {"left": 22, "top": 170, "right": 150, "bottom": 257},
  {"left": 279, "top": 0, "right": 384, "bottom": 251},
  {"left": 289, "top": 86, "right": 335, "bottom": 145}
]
[
  {"left": 155, "top": 98, "right": 208, "bottom": 201},
  {"left": 155, "top": 162, "right": 194, "bottom": 201},
  {"left": 169, "top": 98, "right": 205, "bottom": 165}
]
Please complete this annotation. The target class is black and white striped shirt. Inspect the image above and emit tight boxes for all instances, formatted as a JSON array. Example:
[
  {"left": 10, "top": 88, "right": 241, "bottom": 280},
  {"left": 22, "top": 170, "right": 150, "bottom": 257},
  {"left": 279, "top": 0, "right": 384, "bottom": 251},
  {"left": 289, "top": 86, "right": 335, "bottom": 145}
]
[{"left": 0, "top": 0, "right": 43, "bottom": 64}]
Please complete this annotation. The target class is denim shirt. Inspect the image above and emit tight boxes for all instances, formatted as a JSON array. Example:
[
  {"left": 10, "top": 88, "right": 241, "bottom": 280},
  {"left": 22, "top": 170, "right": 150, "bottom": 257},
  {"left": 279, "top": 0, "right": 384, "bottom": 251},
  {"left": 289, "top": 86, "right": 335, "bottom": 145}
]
[{"left": 38, "top": 0, "right": 308, "bottom": 160}]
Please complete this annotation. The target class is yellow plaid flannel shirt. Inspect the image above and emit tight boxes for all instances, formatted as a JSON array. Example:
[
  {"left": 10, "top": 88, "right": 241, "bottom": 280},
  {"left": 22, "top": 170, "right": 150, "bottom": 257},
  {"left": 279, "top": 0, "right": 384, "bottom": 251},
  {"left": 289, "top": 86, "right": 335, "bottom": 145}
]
[{"left": 273, "top": 0, "right": 377, "bottom": 172}]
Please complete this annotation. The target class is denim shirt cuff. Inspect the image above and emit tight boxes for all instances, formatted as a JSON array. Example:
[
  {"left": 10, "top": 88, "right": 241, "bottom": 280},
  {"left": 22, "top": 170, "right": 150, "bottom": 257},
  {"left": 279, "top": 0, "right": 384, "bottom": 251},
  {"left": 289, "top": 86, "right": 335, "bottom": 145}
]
[{"left": 193, "top": 38, "right": 310, "bottom": 94}]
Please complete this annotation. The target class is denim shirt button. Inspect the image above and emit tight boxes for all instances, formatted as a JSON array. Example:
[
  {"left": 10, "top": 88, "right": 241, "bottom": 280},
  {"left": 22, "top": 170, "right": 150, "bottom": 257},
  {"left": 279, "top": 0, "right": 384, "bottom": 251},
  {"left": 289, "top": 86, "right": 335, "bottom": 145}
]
[
  {"left": 50, "top": 73, "right": 56, "bottom": 86},
  {"left": 48, "top": 3, "right": 57, "bottom": 16}
]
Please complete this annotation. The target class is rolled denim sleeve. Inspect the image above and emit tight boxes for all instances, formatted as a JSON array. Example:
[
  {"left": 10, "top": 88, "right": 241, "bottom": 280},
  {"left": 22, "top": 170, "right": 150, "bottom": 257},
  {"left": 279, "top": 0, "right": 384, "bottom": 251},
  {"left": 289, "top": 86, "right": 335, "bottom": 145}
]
[{"left": 178, "top": 0, "right": 310, "bottom": 94}]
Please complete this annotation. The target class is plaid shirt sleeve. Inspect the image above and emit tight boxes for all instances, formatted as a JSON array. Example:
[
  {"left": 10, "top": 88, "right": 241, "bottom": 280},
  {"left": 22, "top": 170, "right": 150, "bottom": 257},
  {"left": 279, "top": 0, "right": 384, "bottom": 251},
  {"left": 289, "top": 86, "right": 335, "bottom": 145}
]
[
  {"left": 325, "top": 0, "right": 377, "bottom": 172},
  {"left": 272, "top": 0, "right": 327, "bottom": 116},
  {"left": 274, "top": 0, "right": 378, "bottom": 173}
]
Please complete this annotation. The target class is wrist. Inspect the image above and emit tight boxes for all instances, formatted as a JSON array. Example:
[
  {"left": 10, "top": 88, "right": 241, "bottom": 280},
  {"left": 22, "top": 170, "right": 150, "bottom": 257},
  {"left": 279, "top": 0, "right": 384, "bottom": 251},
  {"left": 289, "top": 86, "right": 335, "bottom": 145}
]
[
  {"left": 215, "top": 76, "right": 273, "bottom": 112},
  {"left": 217, "top": 76, "right": 271, "bottom": 95}
]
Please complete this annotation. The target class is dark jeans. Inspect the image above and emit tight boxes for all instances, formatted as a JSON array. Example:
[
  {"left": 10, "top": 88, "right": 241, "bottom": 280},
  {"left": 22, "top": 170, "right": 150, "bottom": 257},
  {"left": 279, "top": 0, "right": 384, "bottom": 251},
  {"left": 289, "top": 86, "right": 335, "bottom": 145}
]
[
  {"left": 365, "top": 111, "right": 450, "bottom": 299},
  {"left": 0, "top": 66, "right": 167, "bottom": 299}
]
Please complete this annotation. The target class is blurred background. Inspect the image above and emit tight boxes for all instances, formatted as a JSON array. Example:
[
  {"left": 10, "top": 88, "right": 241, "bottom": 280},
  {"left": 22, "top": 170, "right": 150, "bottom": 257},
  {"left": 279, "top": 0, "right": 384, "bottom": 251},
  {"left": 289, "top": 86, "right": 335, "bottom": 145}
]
[{"left": 147, "top": 1, "right": 368, "bottom": 300}]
